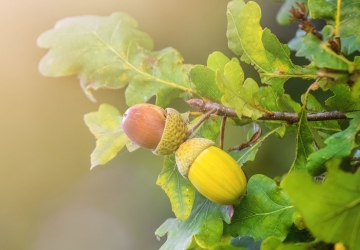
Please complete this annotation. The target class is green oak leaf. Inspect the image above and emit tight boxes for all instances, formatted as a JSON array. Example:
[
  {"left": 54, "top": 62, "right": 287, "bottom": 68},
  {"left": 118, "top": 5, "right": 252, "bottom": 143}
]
[
  {"left": 289, "top": 109, "right": 316, "bottom": 172},
  {"left": 342, "top": 34, "right": 360, "bottom": 55},
  {"left": 283, "top": 159, "right": 360, "bottom": 249},
  {"left": 157, "top": 116, "right": 221, "bottom": 221},
  {"left": 155, "top": 193, "right": 233, "bottom": 250},
  {"left": 207, "top": 52, "right": 231, "bottom": 72},
  {"left": 261, "top": 236, "right": 330, "bottom": 250},
  {"left": 211, "top": 245, "right": 243, "bottom": 250},
  {"left": 156, "top": 155, "right": 195, "bottom": 221},
  {"left": 190, "top": 65, "right": 222, "bottom": 102},
  {"left": 296, "top": 33, "right": 355, "bottom": 72},
  {"left": 230, "top": 236, "right": 263, "bottom": 250},
  {"left": 326, "top": 84, "right": 360, "bottom": 111},
  {"left": 190, "top": 52, "right": 229, "bottom": 102},
  {"left": 306, "top": 111, "right": 360, "bottom": 176},
  {"left": 37, "top": 12, "right": 196, "bottom": 107},
  {"left": 216, "top": 60, "right": 264, "bottom": 120},
  {"left": 226, "top": 0, "right": 316, "bottom": 93},
  {"left": 309, "top": 0, "right": 360, "bottom": 38},
  {"left": 84, "top": 104, "right": 137, "bottom": 169},
  {"left": 188, "top": 236, "right": 245, "bottom": 250},
  {"left": 230, "top": 126, "right": 282, "bottom": 166},
  {"left": 225, "top": 175, "right": 295, "bottom": 241}
]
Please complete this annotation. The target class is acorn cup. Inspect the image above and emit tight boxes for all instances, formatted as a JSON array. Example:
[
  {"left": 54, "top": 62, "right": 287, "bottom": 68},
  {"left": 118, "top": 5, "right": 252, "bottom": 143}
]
[{"left": 122, "top": 103, "right": 247, "bottom": 205}]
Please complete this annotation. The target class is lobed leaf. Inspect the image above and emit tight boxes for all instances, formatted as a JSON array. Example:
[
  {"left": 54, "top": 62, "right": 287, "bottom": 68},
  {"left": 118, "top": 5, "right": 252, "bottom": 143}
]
[
  {"left": 157, "top": 116, "right": 221, "bottom": 221},
  {"left": 261, "top": 236, "right": 330, "bottom": 250},
  {"left": 37, "top": 12, "right": 196, "bottom": 107},
  {"left": 326, "top": 84, "right": 360, "bottom": 111},
  {"left": 226, "top": 0, "right": 317, "bottom": 93},
  {"left": 216, "top": 59, "right": 263, "bottom": 120},
  {"left": 289, "top": 109, "right": 316, "bottom": 172},
  {"left": 84, "top": 104, "right": 136, "bottom": 169},
  {"left": 296, "top": 33, "right": 355, "bottom": 72},
  {"left": 306, "top": 111, "right": 360, "bottom": 176},
  {"left": 230, "top": 236, "right": 263, "bottom": 250},
  {"left": 309, "top": 0, "right": 360, "bottom": 38},
  {"left": 283, "top": 159, "right": 360, "bottom": 249},
  {"left": 156, "top": 155, "right": 195, "bottom": 221},
  {"left": 190, "top": 52, "right": 228, "bottom": 102},
  {"left": 155, "top": 193, "right": 233, "bottom": 250},
  {"left": 225, "top": 175, "right": 295, "bottom": 241},
  {"left": 341, "top": 34, "right": 360, "bottom": 55}
]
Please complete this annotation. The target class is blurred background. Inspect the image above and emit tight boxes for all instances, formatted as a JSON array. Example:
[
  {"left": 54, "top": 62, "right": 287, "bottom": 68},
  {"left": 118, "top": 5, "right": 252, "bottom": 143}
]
[{"left": 0, "top": 0, "right": 301, "bottom": 249}]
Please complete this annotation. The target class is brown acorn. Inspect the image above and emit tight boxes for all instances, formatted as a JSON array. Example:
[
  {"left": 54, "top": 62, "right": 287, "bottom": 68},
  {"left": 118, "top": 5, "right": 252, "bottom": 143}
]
[{"left": 122, "top": 104, "right": 188, "bottom": 155}]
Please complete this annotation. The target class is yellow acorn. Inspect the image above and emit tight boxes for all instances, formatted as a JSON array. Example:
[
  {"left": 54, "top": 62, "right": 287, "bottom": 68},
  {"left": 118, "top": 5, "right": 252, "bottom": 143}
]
[
  {"left": 122, "top": 104, "right": 188, "bottom": 155},
  {"left": 175, "top": 138, "right": 247, "bottom": 205}
]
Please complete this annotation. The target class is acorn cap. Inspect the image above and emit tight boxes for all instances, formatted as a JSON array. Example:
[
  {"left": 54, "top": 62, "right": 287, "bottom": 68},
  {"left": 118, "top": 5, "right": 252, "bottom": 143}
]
[
  {"left": 152, "top": 108, "right": 188, "bottom": 156},
  {"left": 175, "top": 138, "right": 215, "bottom": 177}
]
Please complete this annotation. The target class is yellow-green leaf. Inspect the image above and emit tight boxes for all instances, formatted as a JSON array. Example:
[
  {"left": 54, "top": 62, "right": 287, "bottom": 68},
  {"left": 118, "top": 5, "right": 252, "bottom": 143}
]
[
  {"left": 37, "top": 12, "right": 196, "bottom": 107},
  {"left": 216, "top": 60, "right": 263, "bottom": 120},
  {"left": 283, "top": 159, "right": 360, "bottom": 249},
  {"left": 156, "top": 155, "right": 195, "bottom": 220},
  {"left": 84, "top": 104, "right": 136, "bottom": 169},
  {"left": 227, "top": 0, "right": 317, "bottom": 93}
]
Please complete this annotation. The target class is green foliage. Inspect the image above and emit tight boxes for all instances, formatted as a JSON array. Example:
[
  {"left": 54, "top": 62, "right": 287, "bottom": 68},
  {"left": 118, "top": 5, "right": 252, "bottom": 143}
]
[
  {"left": 156, "top": 155, "right": 196, "bottom": 221},
  {"left": 155, "top": 193, "right": 233, "bottom": 250},
  {"left": 37, "top": 12, "right": 196, "bottom": 107},
  {"left": 307, "top": 111, "right": 360, "bottom": 176},
  {"left": 296, "top": 33, "right": 355, "bottom": 72},
  {"left": 283, "top": 159, "right": 360, "bottom": 249},
  {"left": 84, "top": 104, "right": 137, "bottom": 169},
  {"left": 260, "top": 236, "right": 333, "bottom": 250},
  {"left": 225, "top": 175, "right": 295, "bottom": 241},
  {"left": 38, "top": 0, "right": 360, "bottom": 249},
  {"left": 226, "top": 0, "right": 317, "bottom": 93},
  {"left": 309, "top": 0, "right": 360, "bottom": 38},
  {"left": 289, "top": 109, "right": 316, "bottom": 172}
]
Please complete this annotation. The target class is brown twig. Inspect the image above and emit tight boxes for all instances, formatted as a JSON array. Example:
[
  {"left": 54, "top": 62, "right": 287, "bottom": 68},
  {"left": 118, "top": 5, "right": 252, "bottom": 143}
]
[
  {"left": 228, "top": 124, "right": 262, "bottom": 152},
  {"left": 187, "top": 107, "right": 217, "bottom": 137},
  {"left": 187, "top": 99, "right": 349, "bottom": 123}
]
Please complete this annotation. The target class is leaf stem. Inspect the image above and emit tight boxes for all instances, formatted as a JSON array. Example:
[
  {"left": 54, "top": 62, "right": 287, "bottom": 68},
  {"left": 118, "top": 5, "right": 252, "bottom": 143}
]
[
  {"left": 187, "top": 99, "right": 350, "bottom": 123},
  {"left": 335, "top": 0, "right": 341, "bottom": 37}
]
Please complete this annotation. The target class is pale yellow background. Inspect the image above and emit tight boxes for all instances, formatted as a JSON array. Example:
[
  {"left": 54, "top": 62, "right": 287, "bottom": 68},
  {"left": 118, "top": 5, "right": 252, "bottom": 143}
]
[{"left": 0, "top": 0, "right": 296, "bottom": 249}]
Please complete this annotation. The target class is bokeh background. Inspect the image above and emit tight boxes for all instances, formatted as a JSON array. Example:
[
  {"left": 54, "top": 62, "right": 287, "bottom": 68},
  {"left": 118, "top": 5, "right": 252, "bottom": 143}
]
[{"left": 1, "top": 0, "right": 302, "bottom": 249}]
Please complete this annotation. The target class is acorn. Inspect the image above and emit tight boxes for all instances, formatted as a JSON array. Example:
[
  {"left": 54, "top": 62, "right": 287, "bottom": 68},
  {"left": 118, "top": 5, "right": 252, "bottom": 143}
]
[
  {"left": 122, "top": 104, "right": 188, "bottom": 155},
  {"left": 175, "top": 138, "right": 247, "bottom": 205}
]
